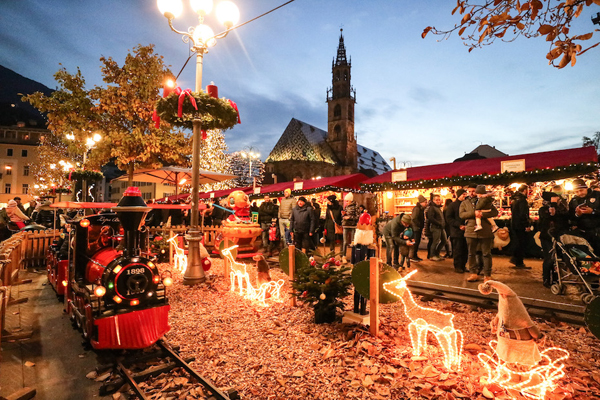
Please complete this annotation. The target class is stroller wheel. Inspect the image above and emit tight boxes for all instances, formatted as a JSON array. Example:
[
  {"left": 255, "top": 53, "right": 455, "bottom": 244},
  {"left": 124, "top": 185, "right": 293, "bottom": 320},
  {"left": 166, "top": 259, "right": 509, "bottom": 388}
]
[
  {"left": 581, "top": 293, "right": 595, "bottom": 305},
  {"left": 550, "top": 283, "right": 564, "bottom": 295}
]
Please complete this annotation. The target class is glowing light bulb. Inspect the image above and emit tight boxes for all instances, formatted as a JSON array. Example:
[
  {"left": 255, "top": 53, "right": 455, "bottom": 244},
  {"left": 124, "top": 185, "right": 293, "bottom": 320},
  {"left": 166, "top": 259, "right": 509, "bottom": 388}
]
[
  {"left": 113, "top": 296, "right": 122, "bottom": 304},
  {"left": 564, "top": 181, "right": 573, "bottom": 191},
  {"left": 163, "top": 276, "right": 173, "bottom": 287},
  {"left": 94, "top": 286, "right": 106, "bottom": 297},
  {"left": 192, "top": 23, "right": 216, "bottom": 47}
]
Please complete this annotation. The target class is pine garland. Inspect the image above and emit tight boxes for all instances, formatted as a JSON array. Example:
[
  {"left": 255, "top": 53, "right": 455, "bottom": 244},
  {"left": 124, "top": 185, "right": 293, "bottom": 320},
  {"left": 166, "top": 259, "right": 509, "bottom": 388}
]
[
  {"left": 361, "top": 162, "right": 599, "bottom": 192},
  {"left": 156, "top": 91, "right": 239, "bottom": 131},
  {"left": 66, "top": 170, "right": 104, "bottom": 182}
]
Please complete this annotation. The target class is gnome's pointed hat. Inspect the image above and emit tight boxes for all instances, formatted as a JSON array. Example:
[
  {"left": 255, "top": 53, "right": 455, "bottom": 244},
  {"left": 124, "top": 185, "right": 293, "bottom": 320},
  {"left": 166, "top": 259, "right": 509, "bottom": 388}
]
[{"left": 479, "top": 280, "right": 536, "bottom": 331}]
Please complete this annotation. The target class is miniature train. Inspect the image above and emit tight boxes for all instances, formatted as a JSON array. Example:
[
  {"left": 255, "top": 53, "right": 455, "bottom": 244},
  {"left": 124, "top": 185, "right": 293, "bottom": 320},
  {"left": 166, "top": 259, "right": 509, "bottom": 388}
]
[{"left": 46, "top": 187, "right": 172, "bottom": 349}]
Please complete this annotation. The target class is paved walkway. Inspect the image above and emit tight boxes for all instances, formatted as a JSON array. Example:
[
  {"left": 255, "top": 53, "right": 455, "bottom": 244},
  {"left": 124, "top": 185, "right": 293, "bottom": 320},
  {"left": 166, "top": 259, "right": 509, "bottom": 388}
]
[{"left": 0, "top": 270, "right": 108, "bottom": 400}]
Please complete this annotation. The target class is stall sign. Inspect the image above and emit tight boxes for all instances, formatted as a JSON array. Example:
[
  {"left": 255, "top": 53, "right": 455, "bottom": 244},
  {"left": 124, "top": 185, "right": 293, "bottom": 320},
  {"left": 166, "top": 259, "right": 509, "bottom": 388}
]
[
  {"left": 254, "top": 187, "right": 261, "bottom": 194},
  {"left": 210, "top": 192, "right": 214, "bottom": 198},
  {"left": 391, "top": 170, "right": 408, "bottom": 182},
  {"left": 293, "top": 181, "right": 304, "bottom": 190},
  {"left": 501, "top": 159, "right": 526, "bottom": 173}
]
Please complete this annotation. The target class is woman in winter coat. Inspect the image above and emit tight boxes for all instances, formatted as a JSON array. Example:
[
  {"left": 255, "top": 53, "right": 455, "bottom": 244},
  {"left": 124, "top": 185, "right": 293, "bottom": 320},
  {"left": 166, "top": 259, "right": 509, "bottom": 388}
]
[
  {"left": 324, "top": 195, "right": 342, "bottom": 252},
  {"left": 7, "top": 199, "right": 30, "bottom": 229}
]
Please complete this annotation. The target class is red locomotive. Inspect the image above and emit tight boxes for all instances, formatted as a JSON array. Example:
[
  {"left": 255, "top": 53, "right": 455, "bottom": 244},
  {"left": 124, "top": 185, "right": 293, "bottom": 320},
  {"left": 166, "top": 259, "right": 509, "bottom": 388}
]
[{"left": 47, "top": 187, "right": 172, "bottom": 349}]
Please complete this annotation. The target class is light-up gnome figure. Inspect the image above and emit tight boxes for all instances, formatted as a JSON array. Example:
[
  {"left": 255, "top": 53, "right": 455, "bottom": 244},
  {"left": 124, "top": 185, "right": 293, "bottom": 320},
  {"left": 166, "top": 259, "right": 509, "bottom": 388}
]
[
  {"left": 477, "top": 280, "right": 569, "bottom": 399},
  {"left": 221, "top": 190, "right": 262, "bottom": 252}
]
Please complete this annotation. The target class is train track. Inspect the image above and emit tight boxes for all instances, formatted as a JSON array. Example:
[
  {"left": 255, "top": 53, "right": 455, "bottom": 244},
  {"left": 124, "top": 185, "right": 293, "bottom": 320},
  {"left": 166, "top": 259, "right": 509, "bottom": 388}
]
[
  {"left": 406, "top": 280, "right": 586, "bottom": 326},
  {"left": 100, "top": 340, "right": 239, "bottom": 400}
]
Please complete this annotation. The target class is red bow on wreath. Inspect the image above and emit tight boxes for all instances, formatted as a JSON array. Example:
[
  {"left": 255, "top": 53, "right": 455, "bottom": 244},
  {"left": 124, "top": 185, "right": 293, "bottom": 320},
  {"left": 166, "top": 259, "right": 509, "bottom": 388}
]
[
  {"left": 176, "top": 87, "right": 198, "bottom": 118},
  {"left": 228, "top": 99, "right": 241, "bottom": 124}
]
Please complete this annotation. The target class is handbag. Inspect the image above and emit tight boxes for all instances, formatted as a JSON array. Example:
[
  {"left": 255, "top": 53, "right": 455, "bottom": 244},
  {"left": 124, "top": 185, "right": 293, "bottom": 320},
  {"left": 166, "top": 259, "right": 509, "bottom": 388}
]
[{"left": 330, "top": 210, "right": 343, "bottom": 234}]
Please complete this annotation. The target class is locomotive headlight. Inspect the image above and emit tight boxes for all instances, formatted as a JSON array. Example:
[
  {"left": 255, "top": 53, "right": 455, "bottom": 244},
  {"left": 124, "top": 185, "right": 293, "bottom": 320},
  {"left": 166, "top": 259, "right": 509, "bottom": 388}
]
[
  {"left": 113, "top": 265, "right": 122, "bottom": 274},
  {"left": 130, "top": 299, "right": 140, "bottom": 306},
  {"left": 148, "top": 261, "right": 155, "bottom": 269},
  {"left": 153, "top": 275, "right": 160, "bottom": 284},
  {"left": 147, "top": 291, "right": 154, "bottom": 297},
  {"left": 113, "top": 296, "right": 122, "bottom": 304},
  {"left": 163, "top": 277, "right": 173, "bottom": 287},
  {"left": 94, "top": 286, "right": 106, "bottom": 297},
  {"left": 80, "top": 219, "right": 90, "bottom": 228}
]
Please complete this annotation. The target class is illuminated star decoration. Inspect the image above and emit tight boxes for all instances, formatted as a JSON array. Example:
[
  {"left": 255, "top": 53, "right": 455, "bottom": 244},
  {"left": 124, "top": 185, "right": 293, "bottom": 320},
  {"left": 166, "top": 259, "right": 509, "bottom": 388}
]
[
  {"left": 383, "top": 270, "right": 463, "bottom": 371},
  {"left": 478, "top": 343, "right": 569, "bottom": 400},
  {"left": 222, "top": 245, "right": 284, "bottom": 306}
]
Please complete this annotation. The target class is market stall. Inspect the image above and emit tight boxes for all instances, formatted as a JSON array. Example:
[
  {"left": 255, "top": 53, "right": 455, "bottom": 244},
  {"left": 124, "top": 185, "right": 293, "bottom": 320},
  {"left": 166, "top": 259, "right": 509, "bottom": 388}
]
[{"left": 362, "top": 147, "right": 598, "bottom": 256}]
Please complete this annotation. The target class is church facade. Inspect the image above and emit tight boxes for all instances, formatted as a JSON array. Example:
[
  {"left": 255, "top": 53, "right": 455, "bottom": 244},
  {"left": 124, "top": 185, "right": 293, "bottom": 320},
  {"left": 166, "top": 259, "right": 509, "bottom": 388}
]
[{"left": 264, "top": 30, "right": 390, "bottom": 183}]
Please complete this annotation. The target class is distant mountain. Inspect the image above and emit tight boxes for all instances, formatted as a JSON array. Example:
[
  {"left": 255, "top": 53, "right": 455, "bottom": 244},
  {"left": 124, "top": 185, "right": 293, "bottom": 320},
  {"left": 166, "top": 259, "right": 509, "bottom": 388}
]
[{"left": 0, "top": 65, "right": 53, "bottom": 128}]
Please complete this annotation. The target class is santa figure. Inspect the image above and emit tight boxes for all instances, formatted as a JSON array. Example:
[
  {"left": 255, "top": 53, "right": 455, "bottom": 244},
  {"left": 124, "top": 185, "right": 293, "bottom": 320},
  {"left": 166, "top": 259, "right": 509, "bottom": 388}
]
[
  {"left": 226, "top": 190, "right": 251, "bottom": 222},
  {"left": 352, "top": 211, "right": 374, "bottom": 246}
]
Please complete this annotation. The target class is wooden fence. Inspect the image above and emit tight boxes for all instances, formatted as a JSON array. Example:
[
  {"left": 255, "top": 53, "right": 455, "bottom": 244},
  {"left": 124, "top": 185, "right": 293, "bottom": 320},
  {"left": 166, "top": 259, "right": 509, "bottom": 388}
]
[
  {"left": 147, "top": 225, "right": 222, "bottom": 263},
  {"left": 0, "top": 229, "right": 57, "bottom": 343}
]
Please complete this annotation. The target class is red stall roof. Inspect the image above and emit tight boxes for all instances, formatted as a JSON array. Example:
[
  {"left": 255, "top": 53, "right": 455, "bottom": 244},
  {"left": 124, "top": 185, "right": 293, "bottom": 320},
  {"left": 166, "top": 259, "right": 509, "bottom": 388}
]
[
  {"left": 251, "top": 173, "right": 369, "bottom": 197},
  {"left": 363, "top": 147, "right": 597, "bottom": 186}
]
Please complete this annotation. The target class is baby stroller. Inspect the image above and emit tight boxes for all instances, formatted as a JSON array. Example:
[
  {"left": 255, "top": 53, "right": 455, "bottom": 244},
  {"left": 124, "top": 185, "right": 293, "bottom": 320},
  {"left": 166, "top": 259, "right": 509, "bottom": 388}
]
[{"left": 551, "top": 233, "right": 599, "bottom": 304}]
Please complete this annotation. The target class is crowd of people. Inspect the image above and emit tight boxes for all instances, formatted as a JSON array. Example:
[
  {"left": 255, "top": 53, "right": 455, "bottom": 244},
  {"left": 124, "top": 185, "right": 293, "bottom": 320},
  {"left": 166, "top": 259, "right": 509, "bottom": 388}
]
[
  {"left": 0, "top": 196, "right": 66, "bottom": 240},
  {"left": 382, "top": 178, "right": 600, "bottom": 287}
]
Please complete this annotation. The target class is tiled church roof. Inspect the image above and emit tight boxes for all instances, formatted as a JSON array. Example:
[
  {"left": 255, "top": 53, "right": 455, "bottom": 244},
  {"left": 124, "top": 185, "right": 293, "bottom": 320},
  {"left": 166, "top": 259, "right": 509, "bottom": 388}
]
[{"left": 265, "top": 118, "right": 391, "bottom": 176}]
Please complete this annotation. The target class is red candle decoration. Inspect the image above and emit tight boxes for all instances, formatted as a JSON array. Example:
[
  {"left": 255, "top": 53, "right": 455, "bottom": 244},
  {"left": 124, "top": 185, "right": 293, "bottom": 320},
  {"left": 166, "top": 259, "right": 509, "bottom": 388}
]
[{"left": 207, "top": 83, "right": 218, "bottom": 98}]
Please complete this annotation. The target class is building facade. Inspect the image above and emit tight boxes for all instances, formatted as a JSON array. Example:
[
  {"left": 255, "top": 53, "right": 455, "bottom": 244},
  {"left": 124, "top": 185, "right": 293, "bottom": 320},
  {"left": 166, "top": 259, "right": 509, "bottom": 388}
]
[{"left": 0, "top": 127, "right": 43, "bottom": 204}]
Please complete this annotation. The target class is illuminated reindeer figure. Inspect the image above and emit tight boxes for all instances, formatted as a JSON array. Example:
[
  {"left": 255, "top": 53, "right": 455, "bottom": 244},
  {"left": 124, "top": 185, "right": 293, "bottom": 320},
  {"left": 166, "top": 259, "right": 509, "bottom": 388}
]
[
  {"left": 221, "top": 245, "right": 284, "bottom": 305},
  {"left": 167, "top": 235, "right": 188, "bottom": 273},
  {"left": 383, "top": 270, "right": 463, "bottom": 370}
]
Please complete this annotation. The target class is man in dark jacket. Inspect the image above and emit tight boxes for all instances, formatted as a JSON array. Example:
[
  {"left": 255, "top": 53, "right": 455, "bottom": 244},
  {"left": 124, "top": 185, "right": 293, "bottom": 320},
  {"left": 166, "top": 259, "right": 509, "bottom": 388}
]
[
  {"left": 311, "top": 198, "right": 322, "bottom": 249},
  {"left": 427, "top": 194, "right": 446, "bottom": 261},
  {"left": 290, "top": 197, "right": 315, "bottom": 253},
  {"left": 510, "top": 185, "right": 531, "bottom": 269},
  {"left": 258, "top": 195, "right": 278, "bottom": 251},
  {"left": 383, "top": 213, "right": 405, "bottom": 267},
  {"left": 568, "top": 178, "right": 600, "bottom": 253},
  {"left": 410, "top": 195, "right": 428, "bottom": 262},
  {"left": 446, "top": 189, "right": 468, "bottom": 273}
]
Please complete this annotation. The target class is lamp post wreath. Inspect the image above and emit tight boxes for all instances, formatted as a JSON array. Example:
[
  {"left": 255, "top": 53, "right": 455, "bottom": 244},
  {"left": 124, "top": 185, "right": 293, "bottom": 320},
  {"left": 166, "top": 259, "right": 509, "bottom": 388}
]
[{"left": 156, "top": 90, "right": 239, "bottom": 131}]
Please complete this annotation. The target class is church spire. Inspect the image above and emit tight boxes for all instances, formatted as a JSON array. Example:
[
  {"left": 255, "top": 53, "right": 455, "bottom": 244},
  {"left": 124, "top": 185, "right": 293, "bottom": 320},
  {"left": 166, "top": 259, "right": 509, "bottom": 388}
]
[{"left": 335, "top": 28, "right": 348, "bottom": 66}]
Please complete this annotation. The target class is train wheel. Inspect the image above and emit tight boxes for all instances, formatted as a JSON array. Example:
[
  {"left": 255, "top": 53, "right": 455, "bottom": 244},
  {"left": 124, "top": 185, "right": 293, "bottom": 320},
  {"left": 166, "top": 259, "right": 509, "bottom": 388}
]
[{"left": 550, "top": 283, "right": 563, "bottom": 295}]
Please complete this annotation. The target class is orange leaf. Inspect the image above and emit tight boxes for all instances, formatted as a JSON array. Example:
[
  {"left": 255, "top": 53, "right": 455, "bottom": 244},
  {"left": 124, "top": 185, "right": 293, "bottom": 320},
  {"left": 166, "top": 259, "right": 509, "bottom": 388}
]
[
  {"left": 461, "top": 13, "right": 471, "bottom": 24},
  {"left": 575, "top": 32, "right": 594, "bottom": 40},
  {"left": 538, "top": 24, "right": 554, "bottom": 35},
  {"left": 422, "top": 27, "right": 432, "bottom": 39},
  {"left": 459, "top": 26, "right": 467, "bottom": 36}
]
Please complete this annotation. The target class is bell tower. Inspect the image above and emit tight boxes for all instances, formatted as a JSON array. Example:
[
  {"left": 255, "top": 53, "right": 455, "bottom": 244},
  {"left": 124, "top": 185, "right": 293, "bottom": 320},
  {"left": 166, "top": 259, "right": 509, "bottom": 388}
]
[{"left": 327, "top": 29, "right": 357, "bottom": 170}]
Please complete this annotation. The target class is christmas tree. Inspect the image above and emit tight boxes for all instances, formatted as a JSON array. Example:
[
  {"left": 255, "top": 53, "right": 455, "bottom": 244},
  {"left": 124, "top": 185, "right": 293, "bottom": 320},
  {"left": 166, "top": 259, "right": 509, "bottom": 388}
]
[{"left": 291, "top": 252, "right": 353, "bottom": 323}]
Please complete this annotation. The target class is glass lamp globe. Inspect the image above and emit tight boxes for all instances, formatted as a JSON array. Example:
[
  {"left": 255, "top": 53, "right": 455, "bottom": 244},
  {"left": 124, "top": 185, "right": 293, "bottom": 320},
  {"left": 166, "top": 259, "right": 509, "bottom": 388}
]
[
  {"left": 190, "top": 0, "right": 213, "bottom": 15},
  {"left": 157, "top": 0, "right": 183, "bottom": 18},
  {"left": 92, "top": 133, "right": 102, "bottom": 142},
  {"left": 193, "top": 24, "right": 216, "bottom": 47},
  {"left": 216, "top": 1, "right": 240, "bottom": 28}
]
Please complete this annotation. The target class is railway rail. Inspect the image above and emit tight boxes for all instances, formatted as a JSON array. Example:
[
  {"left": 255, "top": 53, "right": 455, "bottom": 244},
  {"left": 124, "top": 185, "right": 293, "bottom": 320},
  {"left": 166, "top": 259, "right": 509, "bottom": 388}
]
[
  {"left": 100, "top": 340, "right": 239, "bottom": 400},
  {"left": 406, "top": 280, "right": 586, "bottom": 326}
]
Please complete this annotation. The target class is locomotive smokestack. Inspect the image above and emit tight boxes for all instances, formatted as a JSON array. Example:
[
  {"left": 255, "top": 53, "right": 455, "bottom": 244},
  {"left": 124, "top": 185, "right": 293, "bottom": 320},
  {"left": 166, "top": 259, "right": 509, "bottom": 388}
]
[{"left": 112, "top": 187, "right": 151, "bottom": 257}]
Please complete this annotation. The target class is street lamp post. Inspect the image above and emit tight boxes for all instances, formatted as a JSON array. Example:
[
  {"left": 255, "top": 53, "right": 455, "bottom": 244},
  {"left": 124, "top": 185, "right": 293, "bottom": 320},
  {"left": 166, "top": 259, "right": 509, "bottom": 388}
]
[
  {"left": 158, "top": 0, "right": 240, "bottom": 285},
  {"left": 240, "top": 150, "right": 259, "bottom": 187},
  {"left": 66, "top": 132, "right": 101, "bottom": 202}
]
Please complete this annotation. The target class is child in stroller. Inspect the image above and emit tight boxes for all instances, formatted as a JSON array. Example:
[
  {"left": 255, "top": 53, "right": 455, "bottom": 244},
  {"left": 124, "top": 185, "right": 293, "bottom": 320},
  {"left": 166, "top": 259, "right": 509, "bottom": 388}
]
[{"left": 551, "top": 232, "right": 599, "bottom": 304}]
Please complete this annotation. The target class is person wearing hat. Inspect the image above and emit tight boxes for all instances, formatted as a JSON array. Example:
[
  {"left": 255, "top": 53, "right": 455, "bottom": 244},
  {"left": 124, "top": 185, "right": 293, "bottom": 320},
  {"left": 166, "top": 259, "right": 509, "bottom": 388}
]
[
  {"left": 568, "top": 178, "right": 600, "bottom": 253},
  {"left": 460, "top": 184, "right": 499, "bottom": 282},
  {"left": 6, "top": 199, "right": 30, "bottom": 229},
  {"left": 510, "top": 184, "right": 532, "bottom": 269},
  {"left": 382, "top": 213, "right": 414, "bottom": 269},
  {"left": 278, "top": 188, "right": 297, "bottom": 247},
  {"left": 289, "top": 196, "right": 315, "bottom": 253},
  {"left": 35, "top": 200, "right": 56, "bottom": 229},
  {"left": 446, "top": 188, "right": 469, "bottom": 273},
  {"left": 341, "top": 192, "right": 359, "bottom": 260},
  {"left": 538, "top": 187, "right": 569, "bottom": 287},
  {"left": 409, "top": 194, "right": 428, "bottom": 262},
  {"left": 324, "top": 195, "right": 342, "bottom": 252}
]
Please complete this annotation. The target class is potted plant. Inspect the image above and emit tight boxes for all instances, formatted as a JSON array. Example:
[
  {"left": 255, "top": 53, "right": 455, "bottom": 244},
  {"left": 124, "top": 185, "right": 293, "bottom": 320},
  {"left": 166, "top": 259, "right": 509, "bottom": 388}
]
[{"left": 292, "top": 252, "right": 353, "bottom": 324}]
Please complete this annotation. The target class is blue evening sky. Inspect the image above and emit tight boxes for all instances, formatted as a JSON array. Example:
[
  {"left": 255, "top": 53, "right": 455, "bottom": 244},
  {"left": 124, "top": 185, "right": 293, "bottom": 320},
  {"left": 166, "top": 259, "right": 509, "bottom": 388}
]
[{"left": 1, "top": 0, "right": 599, "bottom": 167}]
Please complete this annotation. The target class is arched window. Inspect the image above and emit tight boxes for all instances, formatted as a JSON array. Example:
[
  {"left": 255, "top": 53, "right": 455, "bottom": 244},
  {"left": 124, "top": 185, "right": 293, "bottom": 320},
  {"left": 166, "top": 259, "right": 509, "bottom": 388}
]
[
  {"left": 343, "top": 70, "right": 348, "bottom": 81},
  {"left": 333, "top": 104, "right": 341, "bottom": 118},
  {"left": 333, "top": 124, "right": 341, "bottom": 140},
  {"left": 335, "top": 71, "right": 340, "bottom": 81},
  {"left": 348, "top": 105, "right": 353, "bottom": 121}
]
